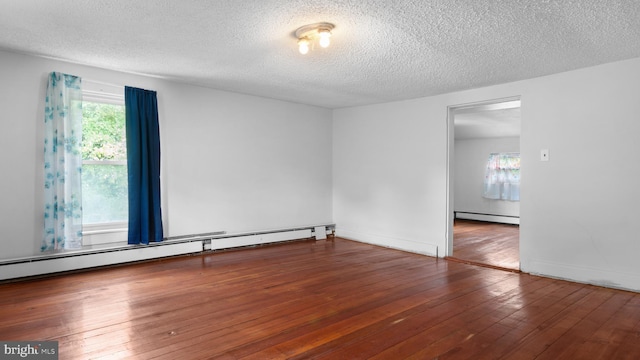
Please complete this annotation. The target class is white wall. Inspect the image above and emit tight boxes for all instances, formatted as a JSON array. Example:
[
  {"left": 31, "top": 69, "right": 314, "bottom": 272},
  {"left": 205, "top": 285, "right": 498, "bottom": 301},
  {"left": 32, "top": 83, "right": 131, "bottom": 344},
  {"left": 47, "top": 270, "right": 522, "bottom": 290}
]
[
  {"left": 3, "top": 47, "right": 640, "bottom": 291},
  {"left": 333, "top": 100, "right": 450, "bottom": 256},
  {"left": 0, "top": 49, "right": 333, "bottom": 260},
  {"left": 160, "top": 82, "right": 333, "bottom": 236},
  {"left": 454, "top": 137, "right": 520, "bottom": 218},
  {"left": 333, "top": 57, "right": 640, "bottom": 291},
  {"left": 520, "top": 58, "right": 640, "bottom": 291}
]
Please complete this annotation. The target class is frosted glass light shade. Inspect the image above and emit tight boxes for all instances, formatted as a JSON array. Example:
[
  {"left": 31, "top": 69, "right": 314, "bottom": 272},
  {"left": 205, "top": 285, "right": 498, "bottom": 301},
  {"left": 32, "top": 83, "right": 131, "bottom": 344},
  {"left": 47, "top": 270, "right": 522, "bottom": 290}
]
[
  {"left": 298, "top": 38, "right": 310, "bottom": 54},
  {"left": 318, "top": 30, "right": 331, "bottom": 48}
]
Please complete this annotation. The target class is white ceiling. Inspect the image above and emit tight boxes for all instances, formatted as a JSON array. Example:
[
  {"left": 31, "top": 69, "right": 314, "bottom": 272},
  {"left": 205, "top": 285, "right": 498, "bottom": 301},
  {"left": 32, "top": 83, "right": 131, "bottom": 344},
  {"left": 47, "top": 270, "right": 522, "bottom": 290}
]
[
  {"left": 454, "top": 107, "right": 521, "bottom": 140},
  {"left": 1, "top": 1, "right": 639, "bottom": 109}
]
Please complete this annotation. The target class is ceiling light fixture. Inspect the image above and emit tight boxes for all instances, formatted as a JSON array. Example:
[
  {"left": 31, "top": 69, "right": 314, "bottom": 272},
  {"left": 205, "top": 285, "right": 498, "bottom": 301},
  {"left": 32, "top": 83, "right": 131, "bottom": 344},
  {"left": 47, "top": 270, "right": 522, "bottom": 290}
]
[{"left": 295, "top": 22, "right": 335, "bottom": 54}]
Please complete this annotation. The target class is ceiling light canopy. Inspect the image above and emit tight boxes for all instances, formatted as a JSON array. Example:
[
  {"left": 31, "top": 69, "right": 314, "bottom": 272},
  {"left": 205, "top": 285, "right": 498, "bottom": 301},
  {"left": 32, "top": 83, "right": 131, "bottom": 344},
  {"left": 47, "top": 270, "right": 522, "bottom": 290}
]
[{"left": 295, "top": 22, "right": 334, "bottom": 54}]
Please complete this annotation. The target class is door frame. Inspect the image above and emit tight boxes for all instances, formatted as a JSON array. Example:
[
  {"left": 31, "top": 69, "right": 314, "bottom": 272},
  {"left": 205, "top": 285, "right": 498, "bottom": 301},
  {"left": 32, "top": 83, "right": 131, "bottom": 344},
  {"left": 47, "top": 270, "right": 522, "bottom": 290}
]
[{"left": 445, "top": 96, "right": 521, "bottom": 257}]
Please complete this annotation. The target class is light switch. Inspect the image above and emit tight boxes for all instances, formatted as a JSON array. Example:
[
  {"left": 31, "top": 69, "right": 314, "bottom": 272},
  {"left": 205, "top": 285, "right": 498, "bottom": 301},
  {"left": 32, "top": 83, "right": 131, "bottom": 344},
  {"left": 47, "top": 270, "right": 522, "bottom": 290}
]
[{"left": 540, "top": 149, "right": 549, "bottom": 161}]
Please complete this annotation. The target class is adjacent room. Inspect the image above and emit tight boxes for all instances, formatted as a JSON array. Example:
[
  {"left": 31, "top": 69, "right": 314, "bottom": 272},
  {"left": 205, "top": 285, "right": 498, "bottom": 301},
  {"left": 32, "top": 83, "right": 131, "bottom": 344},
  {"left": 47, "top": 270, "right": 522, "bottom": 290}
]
[
  {"left": 450, "top": 99, "right": 521, "bottom": 271},
  {"left": 1, "top": 1, "right": 640, "bottom": 358}
]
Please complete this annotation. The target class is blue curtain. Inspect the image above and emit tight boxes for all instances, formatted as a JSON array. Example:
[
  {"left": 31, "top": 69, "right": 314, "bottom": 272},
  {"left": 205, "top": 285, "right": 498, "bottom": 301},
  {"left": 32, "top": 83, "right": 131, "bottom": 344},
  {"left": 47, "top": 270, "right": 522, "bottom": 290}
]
[
  {"left": 125, "top": 87, "right": 163, "bottom": 244},
  {"left": 43, "top": 72, "right": 83, "bottom": 251}
]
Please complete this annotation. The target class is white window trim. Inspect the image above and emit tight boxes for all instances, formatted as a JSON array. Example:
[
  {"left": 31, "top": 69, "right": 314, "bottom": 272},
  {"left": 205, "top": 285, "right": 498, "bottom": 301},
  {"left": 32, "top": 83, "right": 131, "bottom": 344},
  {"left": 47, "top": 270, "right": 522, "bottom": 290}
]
[
  {"left": 83, "top": 222, "right": 128, "bottom": 235},
  {"left": 82, "top": 82, "right": 128, "bottom": 244},
  {"left": 83, "top": 160, "right": 127, "bottom": 166},
  {"left": 82, "top": 79, "right": 125, "bottom": 104},
  {"left": 82, "top": 222, "right": 128, "bottom": 246}
]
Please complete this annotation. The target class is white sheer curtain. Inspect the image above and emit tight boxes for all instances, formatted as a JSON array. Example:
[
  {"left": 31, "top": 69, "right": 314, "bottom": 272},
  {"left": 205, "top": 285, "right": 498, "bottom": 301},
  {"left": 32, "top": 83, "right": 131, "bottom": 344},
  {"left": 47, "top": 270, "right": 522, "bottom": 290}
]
[
  {"left": 483, "top": 153, "right": 520, "bottom": 201},
  {"left": 43, "top": 72, "right": 83, "bottom": 251}
]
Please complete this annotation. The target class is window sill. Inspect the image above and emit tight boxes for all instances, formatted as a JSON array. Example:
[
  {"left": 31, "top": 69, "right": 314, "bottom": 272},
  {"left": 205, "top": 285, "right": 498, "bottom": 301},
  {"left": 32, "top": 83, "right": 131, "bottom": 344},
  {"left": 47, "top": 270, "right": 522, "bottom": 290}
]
[
  {"left": 83, "top": 223, "right": 128, "bottom": 246},
  {"left": 83, "top": 222, "right": 128, "bottom": 235}
]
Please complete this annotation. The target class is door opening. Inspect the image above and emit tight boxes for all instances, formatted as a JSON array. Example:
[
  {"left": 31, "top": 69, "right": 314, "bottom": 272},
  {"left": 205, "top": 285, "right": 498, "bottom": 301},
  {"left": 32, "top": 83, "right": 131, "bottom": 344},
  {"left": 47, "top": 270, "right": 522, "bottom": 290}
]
[{"left": 446, "top": 97, "right": 521, "bottom": 271}]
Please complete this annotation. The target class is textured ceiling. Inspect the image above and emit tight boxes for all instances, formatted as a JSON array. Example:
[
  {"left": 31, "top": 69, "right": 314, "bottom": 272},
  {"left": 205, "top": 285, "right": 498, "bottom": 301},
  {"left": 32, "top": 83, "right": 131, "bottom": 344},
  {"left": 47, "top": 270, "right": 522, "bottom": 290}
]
[{"left": 1, "top": 1, "right": 640, "bottom": 109}]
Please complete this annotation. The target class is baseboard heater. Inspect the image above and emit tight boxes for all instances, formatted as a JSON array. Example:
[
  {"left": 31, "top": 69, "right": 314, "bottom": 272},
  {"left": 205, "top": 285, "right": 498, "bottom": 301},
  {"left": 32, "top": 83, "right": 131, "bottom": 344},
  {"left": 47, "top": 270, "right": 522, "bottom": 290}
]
[
  {"left": 0, "top": 224, "right": 335, "bottom": 281},
  {"left": 454, "top": 211, "right": 519, "bottom": 225}
]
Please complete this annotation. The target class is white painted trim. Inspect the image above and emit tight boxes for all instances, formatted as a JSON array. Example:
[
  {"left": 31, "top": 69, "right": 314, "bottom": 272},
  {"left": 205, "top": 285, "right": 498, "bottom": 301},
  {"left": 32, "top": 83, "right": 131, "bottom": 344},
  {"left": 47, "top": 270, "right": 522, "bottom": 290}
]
[
  {"left": 446, "top": 105, "right": 455, "bottom": 256},
  {"left": 336, "top": 228, "right": 438, "bottom": 257},
  {"left": 526, "top": 259, "right": 640, "bottom": 293},
  {"left": 82, "top": 222, "right": 128, "bottom": 246},
  {"left": 83, "top": 160, "right": 126, "bottom": 166},
  {"left": 82, "top": 80, "right": 124, "bottom": 105}
]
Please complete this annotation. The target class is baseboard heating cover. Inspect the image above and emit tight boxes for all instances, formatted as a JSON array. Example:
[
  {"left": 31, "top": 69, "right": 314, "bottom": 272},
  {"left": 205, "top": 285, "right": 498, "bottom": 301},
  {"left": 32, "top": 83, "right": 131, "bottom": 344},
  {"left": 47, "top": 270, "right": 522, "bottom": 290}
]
[
  {"left": 0, "top": 242, "right": 202, "bottom": 281},
  {"left": 0, "top": 224, "right": 335, "bottom": 281},
  {"left": 208, "top": 229, "right": 312, "bottom": 250},
  {"left": 455, "top": 211, "right": 520, "bottom": 225}
]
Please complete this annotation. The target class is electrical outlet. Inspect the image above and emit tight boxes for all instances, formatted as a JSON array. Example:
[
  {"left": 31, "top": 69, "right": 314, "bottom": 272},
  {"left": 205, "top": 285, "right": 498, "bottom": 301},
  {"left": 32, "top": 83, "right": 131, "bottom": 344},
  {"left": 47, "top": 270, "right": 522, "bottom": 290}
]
[{"left": 540, "top": 149, "right": 549, "bottom": 161}]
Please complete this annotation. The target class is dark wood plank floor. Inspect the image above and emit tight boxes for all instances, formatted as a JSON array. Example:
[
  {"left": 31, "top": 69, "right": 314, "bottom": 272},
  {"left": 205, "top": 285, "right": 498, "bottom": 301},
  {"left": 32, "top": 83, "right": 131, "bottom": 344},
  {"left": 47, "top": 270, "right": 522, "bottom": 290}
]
[
  {"left": 453, "top": 219, "right": 520, "bottom": 271},
  {"left": 1, "top": 237, "right": 639, "bottom": 359}
]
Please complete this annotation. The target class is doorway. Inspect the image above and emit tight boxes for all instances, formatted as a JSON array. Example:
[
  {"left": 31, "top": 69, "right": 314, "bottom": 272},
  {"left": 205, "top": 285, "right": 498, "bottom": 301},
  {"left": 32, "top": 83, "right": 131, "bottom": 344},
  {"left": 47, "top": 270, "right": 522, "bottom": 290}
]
[{"left": 446, "top": 98, "right": 521, "bottom": 271}]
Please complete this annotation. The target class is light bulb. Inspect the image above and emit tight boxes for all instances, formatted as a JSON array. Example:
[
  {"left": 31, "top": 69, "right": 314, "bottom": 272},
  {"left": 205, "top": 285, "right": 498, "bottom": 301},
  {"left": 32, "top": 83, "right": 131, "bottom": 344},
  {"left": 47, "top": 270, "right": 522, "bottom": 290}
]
[
  {"left": 298, "top": 38, "right": 309, "bottom": 54},
  {"left": 318, "top": 30, "right": 331, "bottom": 48}
]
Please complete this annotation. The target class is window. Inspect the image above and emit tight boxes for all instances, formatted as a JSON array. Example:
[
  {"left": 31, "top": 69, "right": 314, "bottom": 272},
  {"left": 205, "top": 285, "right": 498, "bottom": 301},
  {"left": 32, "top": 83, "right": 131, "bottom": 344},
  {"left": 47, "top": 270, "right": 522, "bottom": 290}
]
[
  {"left": 81, "top": 100, "right": 128, "bottom": 226},
  {"left": 483, "top": 153, "right": 520, "bottom": 201}
]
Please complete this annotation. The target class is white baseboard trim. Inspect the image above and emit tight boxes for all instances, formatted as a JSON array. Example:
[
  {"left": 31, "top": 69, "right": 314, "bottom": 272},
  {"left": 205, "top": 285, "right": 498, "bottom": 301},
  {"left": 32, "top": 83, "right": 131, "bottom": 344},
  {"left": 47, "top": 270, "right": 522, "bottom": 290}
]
[
  {"left": 336, "top": 228, "right": 439, "bottom": 257},
  {"left": 525, "top": 259, "right": 640, "bottom": 292}
]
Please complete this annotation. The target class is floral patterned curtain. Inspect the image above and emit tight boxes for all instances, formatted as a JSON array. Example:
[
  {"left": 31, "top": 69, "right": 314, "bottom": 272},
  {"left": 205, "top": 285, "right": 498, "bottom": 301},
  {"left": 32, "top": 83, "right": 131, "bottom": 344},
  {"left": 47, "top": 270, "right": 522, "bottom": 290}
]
[
  {"left": 43, "top": 72, "right": 83, "bottom": 251},
  {"left": 483, "top": 153, "right": 520, "bottom": 201}
]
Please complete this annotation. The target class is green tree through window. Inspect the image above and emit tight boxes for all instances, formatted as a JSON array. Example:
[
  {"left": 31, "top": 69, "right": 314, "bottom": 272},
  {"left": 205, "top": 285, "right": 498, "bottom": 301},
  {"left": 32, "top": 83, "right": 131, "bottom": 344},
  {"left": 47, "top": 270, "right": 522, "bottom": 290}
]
[{"left": 82, "top": 102, "right": 128, "bottom": 224}]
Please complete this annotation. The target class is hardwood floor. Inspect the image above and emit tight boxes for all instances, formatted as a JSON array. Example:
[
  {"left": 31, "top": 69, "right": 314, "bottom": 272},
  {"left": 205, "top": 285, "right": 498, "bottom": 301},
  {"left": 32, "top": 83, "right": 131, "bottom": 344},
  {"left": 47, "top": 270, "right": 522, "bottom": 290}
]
[
  {"left": 1, "top": 237, "right": 639, "bottom": 359},
  {"left": 452, "top": 219, "right": 520, "bottom": 271}
]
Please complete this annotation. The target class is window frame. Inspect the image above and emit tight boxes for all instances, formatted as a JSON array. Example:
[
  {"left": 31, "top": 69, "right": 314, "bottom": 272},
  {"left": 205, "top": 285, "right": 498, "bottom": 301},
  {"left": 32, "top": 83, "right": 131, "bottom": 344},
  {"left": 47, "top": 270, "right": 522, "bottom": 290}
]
[{"left": 81, "top": 84, "right": 128, "bottom": 244}]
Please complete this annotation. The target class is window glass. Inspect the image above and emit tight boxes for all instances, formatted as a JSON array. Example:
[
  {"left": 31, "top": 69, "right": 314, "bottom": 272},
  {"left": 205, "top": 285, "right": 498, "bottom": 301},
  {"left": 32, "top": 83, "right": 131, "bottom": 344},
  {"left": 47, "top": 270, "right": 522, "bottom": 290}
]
[
  {"left": 483, "top": 153, "right": 520, "bottom": 201},
  {"left": 81, "top": 101, "right": 128, "bottom": 224}
]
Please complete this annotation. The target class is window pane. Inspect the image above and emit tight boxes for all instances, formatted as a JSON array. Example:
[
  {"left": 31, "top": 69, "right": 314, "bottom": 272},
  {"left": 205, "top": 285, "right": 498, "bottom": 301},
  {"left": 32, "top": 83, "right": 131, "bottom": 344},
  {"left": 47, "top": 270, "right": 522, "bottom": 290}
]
[
  {"left": 82, "top": 102, "right": 126, "bottom": 161},
  {"left": 82, "top": 163, "right": 128, "bottom": 223},
  {"left": 82, "top": 101, "right": 128, "bottom": 225}
]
